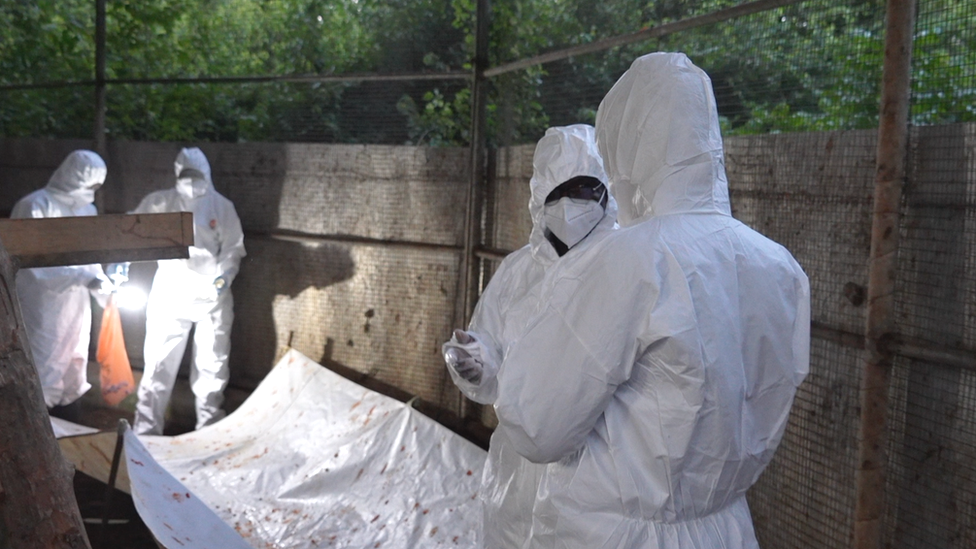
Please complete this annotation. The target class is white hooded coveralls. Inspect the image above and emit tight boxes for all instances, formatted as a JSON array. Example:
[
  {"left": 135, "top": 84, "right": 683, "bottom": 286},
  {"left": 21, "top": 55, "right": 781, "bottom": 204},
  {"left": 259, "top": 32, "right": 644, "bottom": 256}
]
[
  {"left": 449, "top": 125, "right": 617, "bottom": 549},
  {"left": 12, "top": 150, "right": 109, "bottom": 408},
  {"left": 492, "top": 53, "right": 811, "bottom": 548},
  {"left": 132, "top": 147, "right": 246, "bottom": 435}
]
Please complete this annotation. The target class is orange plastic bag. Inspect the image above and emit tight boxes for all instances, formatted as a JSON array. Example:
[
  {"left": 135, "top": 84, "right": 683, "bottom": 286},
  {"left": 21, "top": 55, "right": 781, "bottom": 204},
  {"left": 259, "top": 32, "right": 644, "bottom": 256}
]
[{"left": 97, "top": 295, "right": 135, "bottom": 406}]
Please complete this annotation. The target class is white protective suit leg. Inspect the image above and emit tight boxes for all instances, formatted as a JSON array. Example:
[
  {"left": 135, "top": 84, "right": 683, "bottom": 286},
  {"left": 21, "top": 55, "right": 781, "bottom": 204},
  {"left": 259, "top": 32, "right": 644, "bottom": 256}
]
[
  {"left": 17, "top": 281, "right": 94, "bottom": 407},
  {"left": 189, "top": 292, "right": 233, "bottom": 429},
  {"left": 134, "top": 313, "right": 193, "bottom": 435}
]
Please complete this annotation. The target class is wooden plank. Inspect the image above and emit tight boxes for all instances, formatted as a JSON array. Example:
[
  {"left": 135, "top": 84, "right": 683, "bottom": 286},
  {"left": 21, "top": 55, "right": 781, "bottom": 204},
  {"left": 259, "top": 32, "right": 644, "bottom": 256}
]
[
  {"left": 0, "top": 212, "right": 193, "bottom": 268},
  {"left": 58, "top": 431, "right": 131, "bottom": 495}
]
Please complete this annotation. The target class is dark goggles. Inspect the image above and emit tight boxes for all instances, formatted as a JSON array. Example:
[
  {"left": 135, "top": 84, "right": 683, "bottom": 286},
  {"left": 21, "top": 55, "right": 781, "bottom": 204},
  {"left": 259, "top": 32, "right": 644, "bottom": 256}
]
[
  {"left": 544, "top": 175, "right": 607, "bottom": 205},
  {"left": 178, "top": 168, "right": 206, "bottom": 180}
]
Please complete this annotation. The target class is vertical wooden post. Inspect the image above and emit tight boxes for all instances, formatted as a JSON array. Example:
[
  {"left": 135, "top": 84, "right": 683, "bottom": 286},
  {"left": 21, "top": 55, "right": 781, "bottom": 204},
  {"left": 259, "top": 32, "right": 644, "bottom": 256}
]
[
  {"left": 0, "top": 241, "right": 91, "bottom": 548},
  {"left": 854, "top": 1, "right": 916, "bottom": 548}
]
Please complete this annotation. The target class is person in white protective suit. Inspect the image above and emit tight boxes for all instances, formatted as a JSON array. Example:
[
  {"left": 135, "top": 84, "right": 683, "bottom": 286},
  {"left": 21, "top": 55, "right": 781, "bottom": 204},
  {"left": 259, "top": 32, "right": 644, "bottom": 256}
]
[
  {"left": 12, "top": 150, "right": 115, "bottom": 421},
  {"left": 132, "top": 147, "right": 246, "bottom": 435},
  {"left": 442, "top": 124, "right": 617, "bottom": 549},
  {"left": 491, "top": 52, "right": 811, "bottom": 548}
]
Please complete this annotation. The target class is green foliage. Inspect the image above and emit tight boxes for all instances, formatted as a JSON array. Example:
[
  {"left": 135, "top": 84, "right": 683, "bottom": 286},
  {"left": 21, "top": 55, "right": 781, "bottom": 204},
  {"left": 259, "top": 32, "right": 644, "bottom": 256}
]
[{"left": 2, "top": 0, "right": 976, "bottom": 143}]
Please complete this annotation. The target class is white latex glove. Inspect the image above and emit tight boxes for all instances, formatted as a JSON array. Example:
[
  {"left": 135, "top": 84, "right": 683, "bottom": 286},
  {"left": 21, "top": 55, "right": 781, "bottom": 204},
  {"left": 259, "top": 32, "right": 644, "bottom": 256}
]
[
  {"left": 87, "top": 274, "right": 113, "bottom": 308},
  {"left": 87, "top": 274, "right": 115, "bottom": 295},
  {"left": 105, "top": 262, "right": 130, "bottom": 286},
  {"left": 442, "top": 329, "right": 496, "bottom": 385},
  {"left": 195, "top": 281, "right": 220, "bottom": 303}
]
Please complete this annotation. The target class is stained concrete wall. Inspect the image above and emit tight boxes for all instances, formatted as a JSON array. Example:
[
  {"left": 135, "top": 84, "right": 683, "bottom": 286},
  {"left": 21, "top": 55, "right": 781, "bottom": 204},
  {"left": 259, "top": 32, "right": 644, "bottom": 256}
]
[{"left": 0, "top": 139, "right": 469, "bottom": 422}]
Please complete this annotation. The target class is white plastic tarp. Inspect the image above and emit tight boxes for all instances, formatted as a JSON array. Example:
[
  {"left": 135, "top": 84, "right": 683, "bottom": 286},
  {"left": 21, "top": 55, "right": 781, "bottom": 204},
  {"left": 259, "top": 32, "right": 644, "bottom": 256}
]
[
  {"left": 136, "top": 349, "right": 487, "bottom": 549},
  {"left": 50, "top": 416, "right": 99, "bottom": 438},
  {"left": 126, "top": 428, "right": 251, "bottom": 549}
]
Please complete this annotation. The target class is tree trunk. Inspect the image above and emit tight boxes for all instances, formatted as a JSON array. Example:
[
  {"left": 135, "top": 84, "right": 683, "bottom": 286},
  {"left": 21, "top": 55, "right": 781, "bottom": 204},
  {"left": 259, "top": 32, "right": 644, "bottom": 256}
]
[{"left": 0, "top": 239, "right": 90, "bottom": 549}]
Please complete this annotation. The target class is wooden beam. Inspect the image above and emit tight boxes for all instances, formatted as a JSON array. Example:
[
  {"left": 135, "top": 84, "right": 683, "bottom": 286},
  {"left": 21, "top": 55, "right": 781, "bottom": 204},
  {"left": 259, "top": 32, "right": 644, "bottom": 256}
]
[{"left": 0, "top": 212, "right": 193, "bottom": 268}]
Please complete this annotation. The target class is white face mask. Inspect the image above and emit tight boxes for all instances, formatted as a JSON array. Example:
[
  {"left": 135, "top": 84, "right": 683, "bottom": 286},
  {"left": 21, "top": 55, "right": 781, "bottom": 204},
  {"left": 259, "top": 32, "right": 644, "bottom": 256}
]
[
  {"left": 544, "top": 197, "right": 606, "bottom": 250},
  {"left": 176, "top": 177, "right": 209, "bottom": 199}
]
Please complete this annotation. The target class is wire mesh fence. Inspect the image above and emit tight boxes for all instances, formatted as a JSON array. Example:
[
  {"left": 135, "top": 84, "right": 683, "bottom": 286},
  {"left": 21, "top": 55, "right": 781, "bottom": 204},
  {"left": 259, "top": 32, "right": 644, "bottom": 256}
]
[{"left": 3, "top": 0, "right": 976, "bottom": 547}]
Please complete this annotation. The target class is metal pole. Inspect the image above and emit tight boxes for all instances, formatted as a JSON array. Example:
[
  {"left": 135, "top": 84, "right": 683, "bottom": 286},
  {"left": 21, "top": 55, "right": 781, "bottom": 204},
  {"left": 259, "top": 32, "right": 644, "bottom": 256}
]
[
  {"left": 94, "top": 0, "right": 107, "bottom": 213},
  {"left": 454, "top": 0, "right": 490, "bottom": 419},
  {"left": 94, "top": 0, "right": 106, "bottom": 156},
  {"left": 854, "top": 1, "right": 916, "bottom": 548},
  {"left": 99, "top": 420, "right": 127, "bottom": 544},
  {"left": 458, "top": 0, "right": 489, "bottom": 329}
]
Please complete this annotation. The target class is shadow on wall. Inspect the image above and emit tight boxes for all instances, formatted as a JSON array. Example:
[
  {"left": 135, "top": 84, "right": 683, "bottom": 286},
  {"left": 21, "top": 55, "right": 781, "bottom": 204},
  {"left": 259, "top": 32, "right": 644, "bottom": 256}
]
[{"left": 229, "top": 237, "right": 356, "bottom": 389}]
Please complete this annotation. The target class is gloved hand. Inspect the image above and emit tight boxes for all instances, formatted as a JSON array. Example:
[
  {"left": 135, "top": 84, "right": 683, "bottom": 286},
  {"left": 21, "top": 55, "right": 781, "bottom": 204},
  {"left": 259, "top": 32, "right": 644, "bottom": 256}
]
[
  {"left": 442, "top": 329, "right": 495, "bottom": 385},
  {"left": 105, "top": 262, "right": 130, "bottom": 286},
  {"left": 87, "top": 275, "right": 114, "bottom": 294},
  {"left": 87, "top": 274, "right": 114, "bottom": 308},
  {"left": 444, "top": 346, "right": 483, "bottom": 383}
]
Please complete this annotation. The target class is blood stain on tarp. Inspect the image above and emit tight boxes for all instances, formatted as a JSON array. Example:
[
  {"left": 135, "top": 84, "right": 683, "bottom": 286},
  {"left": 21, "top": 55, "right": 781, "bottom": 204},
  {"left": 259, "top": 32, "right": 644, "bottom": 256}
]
[
  {"left": 171, "top": 537, "right": 185, "bottom": 546},
  {"left": 380, "top": 464, "right": 387, "bottom": 474},
  {"left": 163, "top": 523, "right": 174, "bottom": 531},
  {"left": 413, "top": 502, "right": 421, "bottom": 509},
  {"left": 453, "top": 536, "right": 459, "bottom": 544},
  {"left": 130, "top": 459, "right": 144, "bottom": 466},
  {"left": 422, "top": 509, "right": 429, "bottom": 515},
  {"left": 374, "top": 543, "right": 382, "bottom": 548},
  {"left": 430, "top": 527, "right": 439, "bottom": 537},
  {"left": 466, "top": 470, "right": 473, "bottom": 476},
  {"left": 350, "top": 401, "right": 362, "bottom": 411},
  {"left": 171, "top": 492, "right": 186, "bottom": 502},
  {"left": 400, "top": 446, "right": 406, "bottom": 452},
  {"left": 371, "top": 514, "right": 380, "bottom": 523}
]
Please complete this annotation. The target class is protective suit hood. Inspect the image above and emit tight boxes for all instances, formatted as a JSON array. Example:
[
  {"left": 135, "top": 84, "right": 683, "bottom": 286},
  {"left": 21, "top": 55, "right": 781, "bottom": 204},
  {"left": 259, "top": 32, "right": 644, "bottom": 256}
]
[
  {"left": 595, "top": 52, "right": 730, "bottom": 227},
  {"left": 174, "top": 147, "right": 215, "bottom": 199},
  {"left": 528, "top": 124, "right": 616, "bottom": 261},
  {"left": 45, "top": 150, "right": 107, "bottom": 208}
]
